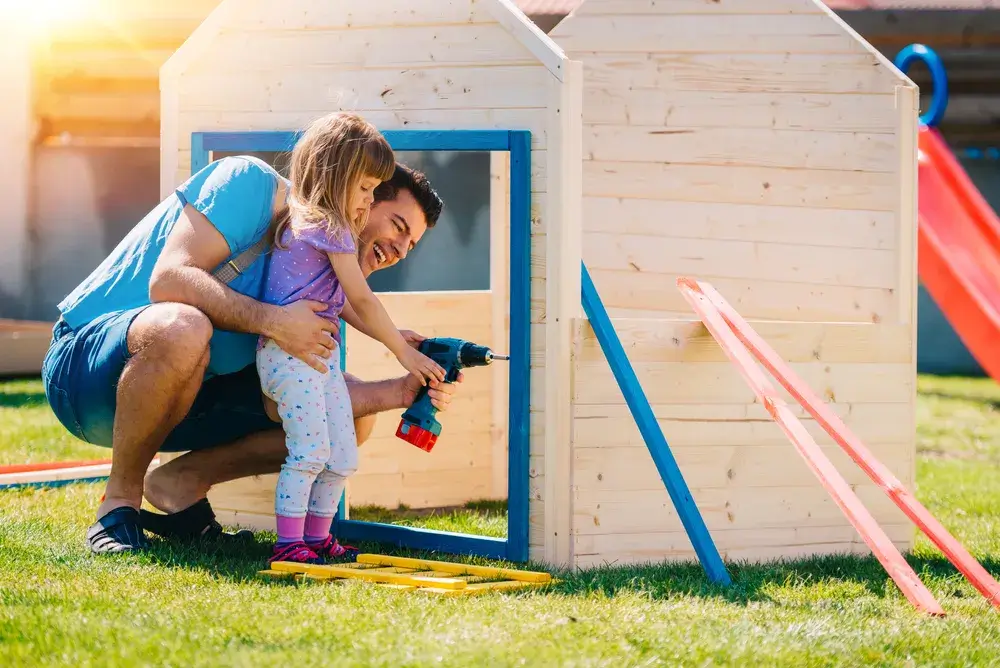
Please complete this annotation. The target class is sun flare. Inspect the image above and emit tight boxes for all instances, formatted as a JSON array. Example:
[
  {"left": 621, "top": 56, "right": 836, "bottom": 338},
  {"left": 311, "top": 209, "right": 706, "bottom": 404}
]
[{"left": 0, "top": 0, "right": 97, "bottom": 32}]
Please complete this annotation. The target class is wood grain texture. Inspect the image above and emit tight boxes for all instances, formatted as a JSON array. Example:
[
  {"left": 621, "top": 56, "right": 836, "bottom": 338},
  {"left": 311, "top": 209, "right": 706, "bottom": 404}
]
[
  {"left": 571, "top": 360, "right": 911, "bottom": 406},
  {"left": 573, "top": 443, "right": 911, "bottom": 493},
  {"left": 577, "top": 269, "right": 897, "bottom": 323},
  {"left": 552, "top": 3, "right": 913, "bottom": 332},
  {"left": 566, "top": 318, "right": 913, "bottom": 365},
  {"left": 540, "top": 60, "right": 582, "bottom": 567},
  {"left": 578, "top": 198, "right": 896, "bottom": 250},
  {"left": 572, "top": 0, "right": 826, "bottom": 15},
  {"left": 573, "top": 484, "right": 910, "bottom": 537},
  {"left": 583, "top": 125, "right": 898, "bottom": 173},
  {"left": 555, "top": 14, "right": 880, "bottom": 55},
  {"left": 582, "top": 89, "right": 898, "bottom": 132},
  {"left": 223, "top": 0, "right": 494, "bottom": 31},
  {"left": 573, "top": 524, "right": 915, "bottom": 568},
  {"left": 581, "top": 53, "right": 901, "bottom": 95}
]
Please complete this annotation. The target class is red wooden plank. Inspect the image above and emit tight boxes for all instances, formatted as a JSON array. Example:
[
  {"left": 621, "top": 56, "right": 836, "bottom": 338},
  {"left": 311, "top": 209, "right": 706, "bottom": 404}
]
[
  {"left": 694, "top": 279, "right": 1000, "bottom": 610},
  {"left": 677, "top": 277, "right": 946, "bottom": 616}
]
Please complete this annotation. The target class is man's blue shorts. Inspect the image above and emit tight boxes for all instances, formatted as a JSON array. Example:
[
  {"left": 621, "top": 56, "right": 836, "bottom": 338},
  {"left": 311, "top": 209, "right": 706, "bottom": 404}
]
[{"left": 41, "top": 307, "right": 278, "bottom": 451}]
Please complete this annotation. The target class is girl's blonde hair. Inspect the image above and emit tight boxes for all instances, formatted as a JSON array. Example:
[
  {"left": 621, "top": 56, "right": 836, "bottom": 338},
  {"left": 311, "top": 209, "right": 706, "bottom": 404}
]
[{"left": 273, "top": 112, "right": 395, "bottom": 249}]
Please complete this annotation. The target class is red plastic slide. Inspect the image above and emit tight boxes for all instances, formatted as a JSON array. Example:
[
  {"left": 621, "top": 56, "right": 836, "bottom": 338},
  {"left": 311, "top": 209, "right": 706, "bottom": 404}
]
[{"left": 918, "top": 125, "right": 1000, "bottom": 381}]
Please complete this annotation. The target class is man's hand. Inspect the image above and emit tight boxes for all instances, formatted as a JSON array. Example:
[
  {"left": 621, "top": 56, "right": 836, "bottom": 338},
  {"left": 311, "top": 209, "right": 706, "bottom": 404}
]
[
  {"left": 265, "top": 300, "right": 340, "bottom": 373},
  {"left": 399, "top": 371, "right": 463, "bottom": 411}
]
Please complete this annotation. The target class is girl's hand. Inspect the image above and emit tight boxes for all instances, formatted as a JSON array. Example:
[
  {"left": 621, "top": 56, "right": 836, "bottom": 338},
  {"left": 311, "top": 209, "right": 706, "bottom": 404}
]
[
  {"left": 398, "top": 347, "right": 447, "bottom": 386},
  {"left": 399, "top": 330, "right": 425, "bottom": 349}
]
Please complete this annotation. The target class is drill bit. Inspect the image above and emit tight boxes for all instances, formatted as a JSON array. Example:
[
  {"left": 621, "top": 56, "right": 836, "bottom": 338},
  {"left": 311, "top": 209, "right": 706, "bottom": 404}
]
[{"left": 492, "top": 355, "right": 510, "bottom": 361}]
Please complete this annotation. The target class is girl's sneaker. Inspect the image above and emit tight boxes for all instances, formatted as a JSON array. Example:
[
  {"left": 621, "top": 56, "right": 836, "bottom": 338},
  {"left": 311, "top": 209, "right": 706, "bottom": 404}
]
[
  {"left": 308, "top": 534, "right": 359, "bottom": 563},
  {"left": 269, "top": 541, "right": 322, "bottom": 565}
]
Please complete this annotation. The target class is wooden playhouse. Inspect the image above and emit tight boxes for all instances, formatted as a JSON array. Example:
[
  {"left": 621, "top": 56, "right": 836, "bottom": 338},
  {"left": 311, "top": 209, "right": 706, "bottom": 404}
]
[{"left": 159, "top": 0, "right": 918, "bottom": 570}]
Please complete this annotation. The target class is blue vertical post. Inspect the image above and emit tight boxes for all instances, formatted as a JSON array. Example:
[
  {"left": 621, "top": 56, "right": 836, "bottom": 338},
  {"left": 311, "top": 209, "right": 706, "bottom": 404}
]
[
  {"left": 506, "top": 130, "right": 531, "bottom": 563},
  {"left": 580, "top": 263, "right": 731, "bottom": 585}
]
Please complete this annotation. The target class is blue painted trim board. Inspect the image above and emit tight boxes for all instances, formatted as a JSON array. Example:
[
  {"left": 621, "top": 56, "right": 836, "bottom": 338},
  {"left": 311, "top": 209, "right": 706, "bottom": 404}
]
[
  {"left": 335, "top": 519, "right": 508, "bottom": 560},
  {"left": 190, "top": 129, "right": 531, "bottom": 562},
  {"left": 580, "top": 263, "right": 732, "bottom": 585},
  {"left": 196, "top": 129, "right": 511, "bottom": 156},
  {"left": 505, "top": 130, "right": 532, "bottom": 563}
]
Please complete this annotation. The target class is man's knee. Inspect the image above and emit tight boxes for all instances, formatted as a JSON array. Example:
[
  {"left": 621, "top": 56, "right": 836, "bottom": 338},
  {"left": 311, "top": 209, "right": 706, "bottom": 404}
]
[
  {"left": 343, "top": 372, "right": 379, "bottom": 446},
  {"left": 127, "top": 303, "right": 212, "bottom": 368}
]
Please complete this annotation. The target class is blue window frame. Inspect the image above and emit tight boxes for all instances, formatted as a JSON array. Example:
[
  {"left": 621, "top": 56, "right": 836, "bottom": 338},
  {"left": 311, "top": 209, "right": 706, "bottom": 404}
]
[{"left": 191, "top": 129, "right": 532, "bottom": 562}]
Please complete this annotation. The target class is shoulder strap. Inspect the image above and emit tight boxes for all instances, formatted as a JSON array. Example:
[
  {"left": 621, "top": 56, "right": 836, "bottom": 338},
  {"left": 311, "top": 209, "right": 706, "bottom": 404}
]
[
  {"left": 213, "top": 176, "right": 288, "bottom": 284},
  {"left": 212, "top": 234, "right": 272, "bottom": 284}
]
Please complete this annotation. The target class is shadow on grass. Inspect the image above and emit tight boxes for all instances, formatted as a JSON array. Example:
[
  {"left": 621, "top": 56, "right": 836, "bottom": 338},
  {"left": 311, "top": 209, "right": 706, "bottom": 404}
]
[
  {"left": 0, "top": 390, "right": 48, "bottom": 410},
  {"left": 548, "top": 552, "right": 1000, "bottom": 606},
  {"left": 136, "top": 499, "right": 515, "bottom": 585},
  {"left": 125, "top": 495, "right": 1000, "bottom": 605},
  {"left": 133, "top": 526, "right": 1000, "bottom": 608},
  {"left": 137, "top": 534, "right": 536, "bottom": 587}
]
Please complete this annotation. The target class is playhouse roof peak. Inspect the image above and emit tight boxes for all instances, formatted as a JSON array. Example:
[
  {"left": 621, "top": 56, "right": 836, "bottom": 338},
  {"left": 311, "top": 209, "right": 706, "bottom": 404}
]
[{"left": 163, "top": 0, "right": 569, "bottom": 83}]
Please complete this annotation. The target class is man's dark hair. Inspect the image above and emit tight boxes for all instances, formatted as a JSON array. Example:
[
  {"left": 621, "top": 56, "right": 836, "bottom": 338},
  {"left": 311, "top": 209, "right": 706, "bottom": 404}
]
[{"left": 373, "top": 163, "right": 444, "bottom": 227}]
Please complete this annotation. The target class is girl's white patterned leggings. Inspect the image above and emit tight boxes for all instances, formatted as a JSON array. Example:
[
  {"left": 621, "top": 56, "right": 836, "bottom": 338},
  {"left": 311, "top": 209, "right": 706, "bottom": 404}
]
[{"left": 256, "top": 337, "right": 359, "bottom": 520}]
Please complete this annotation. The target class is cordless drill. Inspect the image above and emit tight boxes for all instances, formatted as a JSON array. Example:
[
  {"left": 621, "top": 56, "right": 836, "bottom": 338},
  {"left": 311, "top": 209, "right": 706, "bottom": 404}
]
[{"left": 396, "top": 337, "right": 509, "bottom": 452}]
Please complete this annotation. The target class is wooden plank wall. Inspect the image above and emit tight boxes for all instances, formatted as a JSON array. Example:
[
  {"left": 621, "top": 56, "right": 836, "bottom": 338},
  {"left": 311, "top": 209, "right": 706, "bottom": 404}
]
[
  {"left": 31, "top": 0, "right": 220, "bottom": 144},
  {"left": 550, "top": 0, "right": 915, "bottom": 324},
  {"left": 162, "top": 0, "right": 562, "bottom": 536},
  {"left": 550, "top": 0, "right": 918, "bottom": 566},
  {"left": 569, "top": 319, "right": 915, "bottom": 566}
]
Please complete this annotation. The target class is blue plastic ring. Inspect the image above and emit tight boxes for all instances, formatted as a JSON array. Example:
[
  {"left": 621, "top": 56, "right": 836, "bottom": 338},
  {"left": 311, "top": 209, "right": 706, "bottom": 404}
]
[{"left": 893, "top": 44, "right": 949, "bottom": 127}]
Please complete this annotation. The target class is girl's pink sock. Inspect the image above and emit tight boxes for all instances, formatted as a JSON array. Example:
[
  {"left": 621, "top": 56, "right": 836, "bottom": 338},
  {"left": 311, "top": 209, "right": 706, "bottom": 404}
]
[
  {"left": 275, "top": 515, "right": 306, "bottom": 546},
  {"left": 304, "top": 513, "right": 334, "bottom": 544}
]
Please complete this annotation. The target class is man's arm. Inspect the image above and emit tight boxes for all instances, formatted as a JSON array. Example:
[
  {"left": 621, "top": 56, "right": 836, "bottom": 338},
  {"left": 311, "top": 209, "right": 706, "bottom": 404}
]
[
  {"left": 149, "top": 203, "right": 276, "bottom": 335},
  {"left": 344, "top": 372, "right": 464, "bottom": 418},
  {"left": 148, "top": 203, "right": 338, "bottom": 373}
]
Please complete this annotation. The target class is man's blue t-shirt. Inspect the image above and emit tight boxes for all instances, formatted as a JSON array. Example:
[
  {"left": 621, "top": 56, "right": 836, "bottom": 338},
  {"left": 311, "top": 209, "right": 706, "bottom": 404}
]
[{"left": 57, "top": 155, "right": 284, "bottom": 378}]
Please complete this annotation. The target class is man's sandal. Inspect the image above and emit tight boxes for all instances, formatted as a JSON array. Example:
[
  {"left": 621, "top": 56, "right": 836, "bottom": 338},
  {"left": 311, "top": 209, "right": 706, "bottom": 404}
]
[
  {"left": 140, "top": 498, "right": 254, "bottom": 543},
  {"left": 86, "top": 506, "right": 150, "bottom": 554}
]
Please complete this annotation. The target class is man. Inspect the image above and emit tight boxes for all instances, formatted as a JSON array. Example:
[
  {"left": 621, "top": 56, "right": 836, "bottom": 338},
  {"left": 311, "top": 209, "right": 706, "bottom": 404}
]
[{"left": 42, "top": 154, "right": 462, "bottom": 554}]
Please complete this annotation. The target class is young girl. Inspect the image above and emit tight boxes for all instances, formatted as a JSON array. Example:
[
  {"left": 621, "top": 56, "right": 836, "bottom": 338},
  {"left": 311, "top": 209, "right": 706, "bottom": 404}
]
[{"left": 257, "top": 113, "right": 446, "bottom": 565}]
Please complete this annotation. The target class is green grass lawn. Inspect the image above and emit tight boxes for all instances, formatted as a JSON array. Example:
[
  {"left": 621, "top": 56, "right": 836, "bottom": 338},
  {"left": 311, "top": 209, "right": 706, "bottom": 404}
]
[
  {"left": 0, "top": 378, "right": 112, "bottom": 465},
  {"left": 2, "top": 376, "right": 999, "bottom": 666}
]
